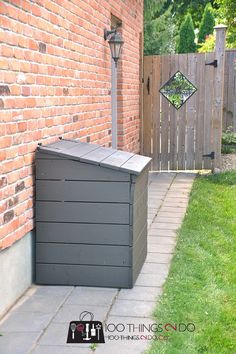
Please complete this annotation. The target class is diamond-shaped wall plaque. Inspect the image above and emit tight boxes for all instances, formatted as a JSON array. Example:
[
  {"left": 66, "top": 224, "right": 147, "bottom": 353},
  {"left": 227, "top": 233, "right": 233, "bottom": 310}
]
[{"left": 160, "top": 71, "right": 197, "bottom": 109}]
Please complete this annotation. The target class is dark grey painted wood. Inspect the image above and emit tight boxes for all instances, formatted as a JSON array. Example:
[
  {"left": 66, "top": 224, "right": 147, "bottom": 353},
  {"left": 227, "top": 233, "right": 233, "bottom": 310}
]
[
  {"left": 36, "top": 264, "right": 131, "bottom": 288},
  {"left": 36, "top": 159, "right": 130, "bottom": 181},
  {"left": 35, "top": 139, "right": 149, "bottom": 288},
  {"left": 133, "top": 242, "right": 147, "bottom": 284},
  {"left": 100, "top": 151, "right": 134, "bottom": 170},
  {"left": 36, "top": 202, "right": 130, "bottom": 224},
  {"left": 62, "top": 142, "right": 100, "bottom": 158},
  {"left": 132, "top": 209, "right": 147, "bottom": 243},
  {"left": 36, "top": 152, "right": 66, "bottom": 160},
  {"left": 121, "top": 155, "right": 152, "bottom": 175},
  {"left": 37, "top": 140, "right": 151, "bottom": 175},
  {"left": 79, "top": 147, "right": 117, "bottom": 164},
  {"left": 47, "top": 140, "right": 81, "bottom": 150},
  {"left": 36, "top": 222, "right": 131, "bottom": 245},
  {"left": 131, "top": 190, "right": 148, "bottom": 221},
  {"left": 132, "top": 169, "right": 149, "bottom": 203},
  {"left": 36, "top": 243, "right": 131, "bottom": 266},
  {"left": 36, "top": 180, "right": 130, "bottom": 203},
  {"left": 130, "top": 190, "right": 147, "bottom": 227},
  {"left": 39, "top": 142, "right": 100, "bottom": 162},
  {"left": 133, "top": 223, "right": 147, "bottom": 262}
]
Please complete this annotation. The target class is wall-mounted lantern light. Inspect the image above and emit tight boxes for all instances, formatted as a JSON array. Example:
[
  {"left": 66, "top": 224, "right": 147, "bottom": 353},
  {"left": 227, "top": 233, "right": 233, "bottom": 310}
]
[{"left": 104, "top": 29, "right": 124, "bottom": 67}]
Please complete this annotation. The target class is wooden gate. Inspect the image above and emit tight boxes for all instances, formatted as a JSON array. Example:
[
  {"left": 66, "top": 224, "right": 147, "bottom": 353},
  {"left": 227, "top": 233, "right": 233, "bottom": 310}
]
[
  {"left": 142, "top": 26, "right": 227, "bottom": 170},
  {"left": 223, "top": 50, "right": 236, "bottom": 131}
]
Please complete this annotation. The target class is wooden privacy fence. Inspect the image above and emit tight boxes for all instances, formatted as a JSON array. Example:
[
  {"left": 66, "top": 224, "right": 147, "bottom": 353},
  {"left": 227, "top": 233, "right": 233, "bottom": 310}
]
[
  {"left": 223, "top": 50, "right": 236, "bottom": 131},
  {"left": 142, "top": 26, "right": 227, "bottom": 170}
]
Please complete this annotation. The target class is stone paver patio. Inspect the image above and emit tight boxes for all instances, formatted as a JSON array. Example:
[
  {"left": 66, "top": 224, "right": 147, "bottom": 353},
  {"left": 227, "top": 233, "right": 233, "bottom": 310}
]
[{"left": 0, "top": 172, "right": 196, "bottom": 354}]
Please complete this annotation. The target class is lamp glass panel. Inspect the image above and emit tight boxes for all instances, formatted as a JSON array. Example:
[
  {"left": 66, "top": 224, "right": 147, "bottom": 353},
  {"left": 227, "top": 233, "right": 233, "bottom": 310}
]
[
  {"left": 114, "top": 43, "right": 122, "bottom": 59},
  {"left": 109, "top": 42, "right": 116, "bottom": 58}
]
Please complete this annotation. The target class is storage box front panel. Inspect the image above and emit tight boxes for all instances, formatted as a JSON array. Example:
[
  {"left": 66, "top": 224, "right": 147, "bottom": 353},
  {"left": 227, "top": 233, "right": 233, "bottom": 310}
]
[{"left": 36, "top": 156, "right": 133, "bottom": 288}]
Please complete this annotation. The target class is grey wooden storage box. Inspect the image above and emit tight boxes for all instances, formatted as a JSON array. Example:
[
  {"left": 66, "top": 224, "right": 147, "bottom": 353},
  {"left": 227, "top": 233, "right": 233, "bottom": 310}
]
[{"left": 35, "top": 139, "right": 151, "bottom": 288}]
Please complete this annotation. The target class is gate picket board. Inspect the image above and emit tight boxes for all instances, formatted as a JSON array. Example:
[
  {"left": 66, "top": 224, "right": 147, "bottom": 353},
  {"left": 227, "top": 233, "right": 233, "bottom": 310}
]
[
  {"left": 143, "top": 46, "right": 225, "bottom": 170},
  {"left": 178, "top": 54, "right": 188, "bottom": 169},
  {"left": 152, "top": 56, "right": 161, "bottom": 170},
  {"left": 223, "top": 50, "right": 236, "bottom": 132},
  {"left": 169, "top": 54, "right": 178, "bottom": 170},
  {"left": 195, "top": 53, "right": 205, "bottom": 169},
  {"left": 160, "top": 55, "right": 170, "bottom": 170},
  {"left": 204, "top": 52, "right": 215, "bottom": 169},
  {"left": 143, "top": 56, "right": 152, "bottom": 158}
]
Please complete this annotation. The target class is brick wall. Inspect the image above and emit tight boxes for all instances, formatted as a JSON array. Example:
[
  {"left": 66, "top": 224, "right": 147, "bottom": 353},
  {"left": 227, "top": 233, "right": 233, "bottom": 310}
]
[{"left": 0, "top": 0, "right": 143, "bottom": 250}]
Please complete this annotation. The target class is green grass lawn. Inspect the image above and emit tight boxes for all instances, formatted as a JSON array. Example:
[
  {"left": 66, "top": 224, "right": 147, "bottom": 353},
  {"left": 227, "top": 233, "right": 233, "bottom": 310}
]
[{"left": 147, "top": 171, "right": 236, "bottom": 354}]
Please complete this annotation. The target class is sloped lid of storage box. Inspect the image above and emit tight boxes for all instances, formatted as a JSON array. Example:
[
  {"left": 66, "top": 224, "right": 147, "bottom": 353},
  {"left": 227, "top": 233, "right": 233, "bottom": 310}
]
[{"left": 37, "top": 139, "right": 152, "bottom": 175}]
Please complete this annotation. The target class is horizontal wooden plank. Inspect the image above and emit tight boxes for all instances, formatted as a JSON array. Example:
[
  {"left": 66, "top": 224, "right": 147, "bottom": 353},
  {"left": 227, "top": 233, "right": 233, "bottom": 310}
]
[
  {"left": 62, "top": 142, "right": 100, "bottom": 158},
  {"left": 79, "top": 147, "right": 117, "bottom": 164},
  {"left": 36, "top": 202, "right": 130, "bottom": 224},
  {"left": 36, "top": 180, "right": 130, "bottom": 203},
  {"left": 36, "top": 243, "right": 131, "bottom": 266},
  {"left": 36, "top": 222, "right": 131, "bottom": 245},
  {"left": 47, "top": 140, "right": 81, "bottom": 150},
  {"left": 100, "top": 151, "right": 134, "bottom": 170},
  {"left": 36, "top": 159, "right": 130, "bottom": 181},
  {"left": 36, "top": 264, "right": 131, "bottom": 288},
  {"left": 121, "top": 155, "right": 152, "bottom": 175}
]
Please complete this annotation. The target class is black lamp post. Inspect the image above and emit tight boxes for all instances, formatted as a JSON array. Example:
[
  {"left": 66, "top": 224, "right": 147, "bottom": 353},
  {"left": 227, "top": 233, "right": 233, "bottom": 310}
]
[{"left": 104, "top": 28, "right": 124, "bottom": 148}]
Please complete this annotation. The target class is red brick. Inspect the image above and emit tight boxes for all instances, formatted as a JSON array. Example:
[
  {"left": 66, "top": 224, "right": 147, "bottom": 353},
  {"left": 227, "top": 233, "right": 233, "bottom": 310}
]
[
  {"left": 2, "top": 45, "right": 13, "bottom": 57},
  {"left": 0, "top": 0, "right": 143, "bottom": 249},
  {"left": 17, "top": 122, "right": 27, "bottom": 132},
  {"left": 20, "top": 61, "right": 31, "bottom": 72},
  {"left": 0, "top": 60, "right": 9, "bottom": 70},
  {"left": 7, "top": 171, "right": 20, "bottom": 184},
  {"left": 29, "top": 39, "right": 38, "bottom": 51},
  {"left": 31, "top": 4, "right": 42, "bottom": 17},
  {"left": 21, "top": 86, "right": 31, "bottom": 96},
  {"left": 10, "top": 85, "right": 21, "bottom": 95},
  {"left": 0, "top": 136, "right": 12, "bottom": 148}
]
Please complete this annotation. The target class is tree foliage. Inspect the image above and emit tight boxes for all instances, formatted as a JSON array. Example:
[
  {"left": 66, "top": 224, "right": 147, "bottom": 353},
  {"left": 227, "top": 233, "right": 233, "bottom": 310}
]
[
  {"left": 177, "top": 14, "right": 197, "bottom": 53},
  {"left": 198, "top": 3, "right": 215, "bottom": 43},
  {"left": 144, "top": 0, "right": 235, "bottom": 55},
  {"left": 164, "top": 0, "right": 215, "bottom": 27},
  {"left": 198, "top": 34, "right": 216, "bottom": 52},
  {"left": 144, "top": 0, "right": 176, "bottom": 55},
  {"left": 215, "top": 0, "right": 236, "bottom": 48}
]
